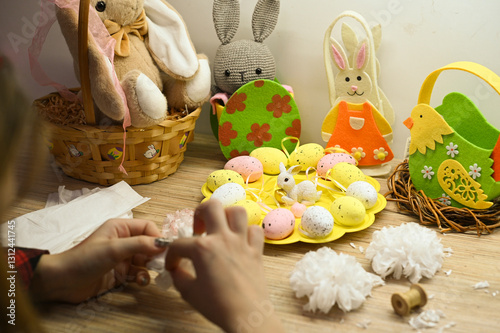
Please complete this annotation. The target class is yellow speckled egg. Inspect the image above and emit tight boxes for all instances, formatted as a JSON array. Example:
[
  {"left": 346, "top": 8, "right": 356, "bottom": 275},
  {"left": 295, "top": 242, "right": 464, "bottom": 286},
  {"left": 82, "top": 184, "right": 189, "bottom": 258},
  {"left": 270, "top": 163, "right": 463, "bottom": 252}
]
[
  {"left": 232, "top": 199, "right": 262, "bottom": 225},
  {"left": 250, "top": 147, "right": 287, "bottom": 175},
  {"left": 288, "top": 143, "right": 325, "bottom": 171},
  {"left": 330, "top": 196, "right": 366, "bottom": 227},
  {"left": 330, "top": 162, "right": 366, "bottom": 188},
  {"left": 207, "top": 169, "right": 244, "bottom": 192}
]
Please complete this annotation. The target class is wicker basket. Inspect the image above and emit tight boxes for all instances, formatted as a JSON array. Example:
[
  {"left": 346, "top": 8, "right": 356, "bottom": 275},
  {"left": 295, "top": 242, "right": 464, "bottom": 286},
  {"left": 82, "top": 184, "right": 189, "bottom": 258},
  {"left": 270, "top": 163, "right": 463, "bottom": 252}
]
[{"left": 35, "top": 0, "right": 201, "bottom": 186}]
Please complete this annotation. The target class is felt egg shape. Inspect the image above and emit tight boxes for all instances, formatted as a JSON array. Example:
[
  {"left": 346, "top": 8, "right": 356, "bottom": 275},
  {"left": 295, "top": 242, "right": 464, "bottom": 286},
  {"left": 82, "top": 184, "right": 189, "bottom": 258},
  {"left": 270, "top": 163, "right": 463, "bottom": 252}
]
[
  {"left": 300, "top": 206, "right": 334, "bottom": 238},
  {"left": 316, "top": 153, "right": 357, "bottom": 178},
  {"left": 288, "top": 143, "right": 325, "bottom": 171},
  {"left": 231, "top": 199, "right": 262, "bottom": 225},
  {"left": 262, "top": 208, "right": 296, "bottom": 240},
  {"left": 250, "top": 147, "right": 288, "bottom": 175},
  {"left": 211, "top": 183, "right": 246, "bottom": 207},
  {"left": 346, "top": 181, "right": 378, "bottom": 209},
  {"left": 224, "top": 156, "right": 263, "bottom": 182},
  {"left": 207, "top": 170, "right": 245, "bottom": 192},
  {"left": 330, "top": 196, "right": 366, "bottom": 227},
  {"left": 330, "top": 162, "right": 366, "bottom": 189},
  {"left": 217, "top": 79, "right": 301, "bottom": 160}
]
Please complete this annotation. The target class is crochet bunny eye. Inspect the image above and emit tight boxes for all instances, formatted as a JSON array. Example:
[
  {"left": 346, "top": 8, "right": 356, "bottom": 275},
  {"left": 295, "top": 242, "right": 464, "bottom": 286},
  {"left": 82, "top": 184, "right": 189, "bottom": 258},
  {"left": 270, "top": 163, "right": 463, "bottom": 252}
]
[
  {"left": 357, "top": 76, "right": 362, "bottom": 81},
  {"left": 345, "top": 77, "right": 350, "bottom": 82},
  {"left": 255, "top": 68, "right": 262, "bottom": 75},
  {"left": 95, "top": 1, "right": 106, "bottom": 12},
  {"left": 224, "top": 70, "right": 231, "bottom": 77},
  {"left": 284, "top": 177, "right": 289, "bottom": 182}
]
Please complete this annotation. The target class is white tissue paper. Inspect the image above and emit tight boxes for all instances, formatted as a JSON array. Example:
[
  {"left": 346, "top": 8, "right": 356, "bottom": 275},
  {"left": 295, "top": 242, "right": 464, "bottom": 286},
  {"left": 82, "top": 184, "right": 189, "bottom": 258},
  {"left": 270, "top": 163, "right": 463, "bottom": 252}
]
[
  {"left": 1, "top": 181, "right": 149, "bottom": 254},
  {"left": 146, "top": 209, "right": 194, "bottom": 289},
  {"left": 365, "top": 222, "right": 445, "bottom": 283},
  {"left": 289, "top": 247, "right": 384, "bottom": 313}
]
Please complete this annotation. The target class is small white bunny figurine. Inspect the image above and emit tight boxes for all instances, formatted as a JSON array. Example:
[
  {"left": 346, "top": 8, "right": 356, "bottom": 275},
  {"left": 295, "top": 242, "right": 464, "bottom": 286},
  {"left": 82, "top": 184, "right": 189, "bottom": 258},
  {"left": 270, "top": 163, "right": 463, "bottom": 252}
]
[{"left": 277, "top": 162, "right": 322, "bottom": 205}]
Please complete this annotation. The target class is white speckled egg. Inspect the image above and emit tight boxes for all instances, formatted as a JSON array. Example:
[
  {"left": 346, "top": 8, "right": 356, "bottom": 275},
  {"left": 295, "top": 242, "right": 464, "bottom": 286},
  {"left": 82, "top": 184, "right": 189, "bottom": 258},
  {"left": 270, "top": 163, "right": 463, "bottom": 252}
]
[
  {"left": 346, "top": 181, "right": 378, "bottom": 209},
  {"left": 330, "top": 196, "right": 366, "bottom": 227},
  {"left": 211, "top": 183, "right": 246, "bottom": 207},
  {"left": 250, "top": 147, "right": 288, "bottom": 175},
  {"left": 316, "top": 153, "right": 357, "bottom": 178},
  {"left": 262, "top": 208, "right": 296, "bottom": 240},
  {"left": 330, "top": 162, "right": 366, "bottom": 188},
  {"left": 232, "top": 199, "right": 262, "bottom": 225},
  {"left": 207, "top": 170, "right": 244, "bottom": 192},
  {"left": 288, "top": 143, "right": 325, "bottom": 171},
  {"left": 300, "top": 206, "right": 334, "bottom": 238},
  {"left": 224, "top": 156, "right": 263, "bottom": 182}
]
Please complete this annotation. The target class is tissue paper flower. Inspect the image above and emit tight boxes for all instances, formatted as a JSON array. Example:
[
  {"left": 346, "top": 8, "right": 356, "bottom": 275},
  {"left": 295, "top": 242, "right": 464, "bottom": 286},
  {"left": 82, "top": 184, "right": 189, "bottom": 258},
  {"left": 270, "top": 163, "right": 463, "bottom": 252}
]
[
  {"left": 365, "top": 222, "right": 445, "bottom": 283},
  {"left": 289, "top": 247, "right": 384, "bottom": 313}
]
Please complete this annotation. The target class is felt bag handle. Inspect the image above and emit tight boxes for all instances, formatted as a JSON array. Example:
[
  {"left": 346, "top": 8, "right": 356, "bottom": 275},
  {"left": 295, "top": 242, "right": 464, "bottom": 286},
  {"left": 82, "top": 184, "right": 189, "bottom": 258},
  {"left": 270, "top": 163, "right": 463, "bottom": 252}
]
[
  {"left": 78, "top": 0, "right": 96, "bottom": 124},
  {"left": 323, "top": 11, "right": 381, "bottom": 108},
  {"left": 418, "top": 61, "right": 500, "bottom": 105}
]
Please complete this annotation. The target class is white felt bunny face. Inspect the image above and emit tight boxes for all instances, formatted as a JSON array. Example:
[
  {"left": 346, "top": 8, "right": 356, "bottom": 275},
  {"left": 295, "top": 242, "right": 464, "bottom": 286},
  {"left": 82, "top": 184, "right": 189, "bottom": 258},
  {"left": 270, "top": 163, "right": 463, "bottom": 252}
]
[
  {"left": 212, "top": 0, "right": 280, "bottom": 94},
  {"left": 91, "top": 0, "right": 144, "bottom": 26},
  {"left": 331, "top": 39, "right": 373, "bottom": 104}
]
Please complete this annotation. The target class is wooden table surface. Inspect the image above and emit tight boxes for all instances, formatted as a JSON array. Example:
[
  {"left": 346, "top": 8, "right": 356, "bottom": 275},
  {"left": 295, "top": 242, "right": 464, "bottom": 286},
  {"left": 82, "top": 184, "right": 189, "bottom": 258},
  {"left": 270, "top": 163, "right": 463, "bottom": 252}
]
[{"left": 5, "top": 133, "right": 500, "bottom": 333}]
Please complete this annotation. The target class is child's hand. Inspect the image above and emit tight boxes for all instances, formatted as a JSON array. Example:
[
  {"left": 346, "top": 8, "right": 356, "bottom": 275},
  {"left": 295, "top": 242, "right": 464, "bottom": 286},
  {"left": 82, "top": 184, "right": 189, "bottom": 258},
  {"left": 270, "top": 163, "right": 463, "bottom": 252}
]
[
  {"left": 31, "top": 219, "right": 167, "bottom": 303},
  {"left": 165, "top": 200, "right": 283, "bottom": 333}
]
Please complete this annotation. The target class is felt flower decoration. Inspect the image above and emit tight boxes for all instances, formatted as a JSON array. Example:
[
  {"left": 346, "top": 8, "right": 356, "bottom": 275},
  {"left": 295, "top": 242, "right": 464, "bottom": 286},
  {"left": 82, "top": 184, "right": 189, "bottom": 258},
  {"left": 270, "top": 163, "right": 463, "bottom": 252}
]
[
  {"left": 289, "top": 247, "right": 384, "bottom": 313},
  {"left": 365, "top": 223, "right": 445, "bottom": 283},
  {"left": 468, "top": 163, "right": 482, "bottom": 179},
  {"left": 445, "top": 142, "right": 459, "bottom": 158},
  {"left": 422, "top": 166, "right": 434, "bottom": 179}
]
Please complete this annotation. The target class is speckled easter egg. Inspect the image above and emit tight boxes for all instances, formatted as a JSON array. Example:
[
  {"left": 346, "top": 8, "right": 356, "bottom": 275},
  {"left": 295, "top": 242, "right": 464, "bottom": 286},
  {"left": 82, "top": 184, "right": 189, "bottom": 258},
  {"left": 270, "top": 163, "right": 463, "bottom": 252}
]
[
  {"left": 316, "top": 153, "right": 357, "bottom": 178},
  {"left": 300, "top": 206, "right": 334, "bottom": 237},
  {"left": 231, "top": 199, "right": 262, "bottom": 225},
  {"left": 262, "top": 208, "right": 296, "bottom": 240},
  {"left": 207, "top": 170, "right": 245, "bottom": 192},
  {"left": 330, "top": 162, "right": 366, "bottom": 189},
  {"left": 211, "top": 183, "right": 246, "bottom": 207},
  {"left": 250, "top": 147, "right": 288, "bottom": 175},
  {"left": 330, "top": 196, "right": 366, "bottom": 227},
  {"left": 346, "top": 181, "right": 378, "bottom": 209},
  {"left": 288, "top": 143, "right": 325, "bottom": 171},
  {"left": 224, "top": 156, "right": 263, "bottom": 182},
  {"left": 218, "top": 79, "right": 301, "bottom": 159}
]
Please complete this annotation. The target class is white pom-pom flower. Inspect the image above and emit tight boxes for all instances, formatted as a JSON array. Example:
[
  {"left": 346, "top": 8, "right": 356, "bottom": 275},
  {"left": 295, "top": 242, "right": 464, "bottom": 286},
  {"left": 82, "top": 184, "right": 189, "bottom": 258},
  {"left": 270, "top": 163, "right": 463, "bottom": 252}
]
[
  {"left": 289, "top": 247, "right": 384, "bottom": 313},
  {"left": 365, "top": 222, "right": 445, "bottom": 283}
]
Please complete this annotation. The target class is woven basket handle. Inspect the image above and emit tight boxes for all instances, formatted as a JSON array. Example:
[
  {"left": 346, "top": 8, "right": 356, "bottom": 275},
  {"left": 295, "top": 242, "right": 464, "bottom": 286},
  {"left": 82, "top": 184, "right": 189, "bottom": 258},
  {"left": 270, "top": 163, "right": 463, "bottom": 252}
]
[
  {"left": 78, "top": 0, "right": 96, "bottom": 125},
  {"left": 418, "top": 61, "right": 500, "bottom": 105}
]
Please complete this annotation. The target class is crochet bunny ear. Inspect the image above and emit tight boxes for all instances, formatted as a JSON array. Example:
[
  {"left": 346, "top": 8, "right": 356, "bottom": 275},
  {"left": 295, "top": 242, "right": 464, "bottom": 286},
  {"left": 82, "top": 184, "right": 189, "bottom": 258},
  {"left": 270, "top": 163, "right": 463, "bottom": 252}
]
[
  {"left": 144, "top": 0, "right": 200, "bottom": 79},
  {"left": 252, "top": 0, "right": 280, "bottom": 43},
  {"left": 330, "top": 38, "right": 348, "bottom": 70},
  {"left": 213, "top": 0, "right": 240, "bottom": 45}
]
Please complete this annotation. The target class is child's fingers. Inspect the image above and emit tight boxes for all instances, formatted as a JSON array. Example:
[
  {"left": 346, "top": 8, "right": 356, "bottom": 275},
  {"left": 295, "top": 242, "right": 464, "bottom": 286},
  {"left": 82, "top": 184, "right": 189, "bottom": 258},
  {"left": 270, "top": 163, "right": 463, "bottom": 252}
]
[
  {"left": 247, "top": 225, "right": 264, "bottom": 253},
  {"left": 193, "top": 200, "right": 229, "bottom": 235},
  {"left": 225, "top": 206, "right": 248, "bottom": 236},
  {"left": 164, "top": 237, "right": 199, "bottom": 271}
]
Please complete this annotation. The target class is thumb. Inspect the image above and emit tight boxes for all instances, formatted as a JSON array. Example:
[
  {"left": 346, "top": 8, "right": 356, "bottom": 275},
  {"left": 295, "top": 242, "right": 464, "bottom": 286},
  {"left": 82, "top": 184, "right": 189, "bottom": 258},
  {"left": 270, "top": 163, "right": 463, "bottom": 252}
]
[{"left": 108, "top": 236, "right": 166, "bottom": 262}]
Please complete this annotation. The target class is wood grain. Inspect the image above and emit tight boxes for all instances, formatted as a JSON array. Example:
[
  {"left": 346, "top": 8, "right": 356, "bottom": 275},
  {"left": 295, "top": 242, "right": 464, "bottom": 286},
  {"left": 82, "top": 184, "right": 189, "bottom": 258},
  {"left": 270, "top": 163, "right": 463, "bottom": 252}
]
[{"left": 6, "top": 134, "right": 500, "bottom": 333}]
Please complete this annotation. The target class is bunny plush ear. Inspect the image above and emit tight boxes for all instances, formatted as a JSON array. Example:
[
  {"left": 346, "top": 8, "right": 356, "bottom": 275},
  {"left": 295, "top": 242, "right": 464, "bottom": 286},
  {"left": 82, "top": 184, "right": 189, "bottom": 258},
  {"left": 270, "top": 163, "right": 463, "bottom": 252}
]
[
  {"left": 144, "top": 0, "right": 200, "bottom": 79},
  {"left": 252, "top": 0, "right": 280, "bottom": 43},
  {"left": 213, "top": 0, "right": 240, "bottom": 45},
  {"left": 330, "top": 38, "right": 348, "bottom": 70},
  {"left": 354, "top": 40, "right": 369, "bottom": 70}
]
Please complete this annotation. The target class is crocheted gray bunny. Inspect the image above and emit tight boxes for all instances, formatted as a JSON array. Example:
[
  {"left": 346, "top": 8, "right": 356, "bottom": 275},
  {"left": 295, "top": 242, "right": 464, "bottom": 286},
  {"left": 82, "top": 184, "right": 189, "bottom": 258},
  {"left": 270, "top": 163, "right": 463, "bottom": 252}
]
[{"left": 212, "top": 0, "right": 280, "bottom": 95}]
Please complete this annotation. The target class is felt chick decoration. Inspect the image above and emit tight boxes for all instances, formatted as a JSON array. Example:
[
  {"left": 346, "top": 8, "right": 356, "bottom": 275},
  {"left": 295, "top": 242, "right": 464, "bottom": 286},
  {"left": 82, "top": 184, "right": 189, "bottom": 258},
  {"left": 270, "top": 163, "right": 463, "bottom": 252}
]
[
  {"left": 56, "top": 0, "right": 211, "bottom": 127},
  {"left": 405, "top": 62, "right": 500, "bottom": 209}
]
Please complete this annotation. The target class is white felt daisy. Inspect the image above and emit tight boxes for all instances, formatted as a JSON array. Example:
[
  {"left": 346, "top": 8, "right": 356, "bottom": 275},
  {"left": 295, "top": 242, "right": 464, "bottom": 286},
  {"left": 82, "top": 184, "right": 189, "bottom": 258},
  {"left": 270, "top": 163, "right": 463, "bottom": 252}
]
[
  {"left": 445, "top": 142, "right": 459, "bottom": 158},
  {"left": 422, "top": 166, "right": 434, "bottom": 179},
  {"left": 351, "top": 147, "right": 366, "bottom": 161},
  {"left": 468, "top": 163, "right": 482, "bottom": 179},
  {"left": 373, "top": 147, "right": 389, "bottom": 161},
  {"left": 438, "top": 194, "right": 451, "bottom": 206}
]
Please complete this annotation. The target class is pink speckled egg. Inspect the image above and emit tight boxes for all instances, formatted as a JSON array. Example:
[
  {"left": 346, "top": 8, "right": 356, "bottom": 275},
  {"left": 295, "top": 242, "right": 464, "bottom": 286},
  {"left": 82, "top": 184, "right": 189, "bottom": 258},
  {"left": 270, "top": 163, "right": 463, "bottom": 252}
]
[
  {"left": 224, "top": 156, "right": 264, "bottom": 183},
  {"left": 262, "top": 208, "right": 296, "bottom": 240},
  {"left": 316, "top": 153, "right": 357, "bottom": 178}
]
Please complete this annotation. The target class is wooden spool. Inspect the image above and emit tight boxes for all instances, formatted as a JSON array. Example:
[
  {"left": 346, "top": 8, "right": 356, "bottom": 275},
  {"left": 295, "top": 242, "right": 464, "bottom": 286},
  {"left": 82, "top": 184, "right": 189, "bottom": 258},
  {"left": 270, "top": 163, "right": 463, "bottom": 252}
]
[{"left": 391, "top": 284, "right": 428, "bottom": 316}]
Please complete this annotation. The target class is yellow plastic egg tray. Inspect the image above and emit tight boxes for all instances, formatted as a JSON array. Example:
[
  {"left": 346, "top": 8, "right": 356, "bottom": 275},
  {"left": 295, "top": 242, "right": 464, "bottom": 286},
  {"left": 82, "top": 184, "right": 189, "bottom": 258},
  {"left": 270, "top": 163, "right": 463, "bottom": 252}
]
[{"left": 201, "top": 171, "right": 387, "bottom": 244}]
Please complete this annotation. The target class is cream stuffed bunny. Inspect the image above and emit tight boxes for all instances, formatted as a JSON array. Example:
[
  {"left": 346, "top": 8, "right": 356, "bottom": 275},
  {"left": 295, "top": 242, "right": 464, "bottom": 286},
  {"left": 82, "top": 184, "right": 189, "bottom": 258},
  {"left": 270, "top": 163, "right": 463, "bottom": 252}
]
[{"left": 56, "top": 0, "right": 211, "bottom": 127}]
